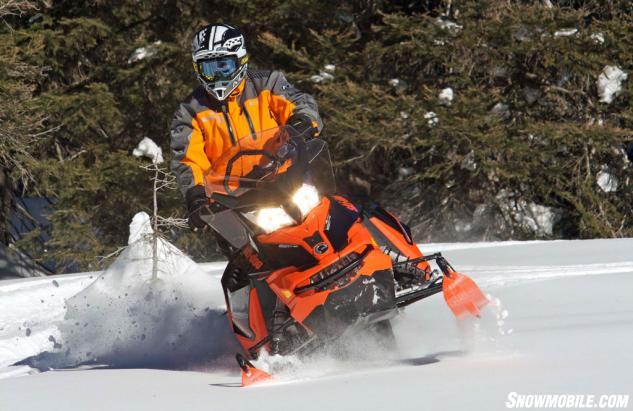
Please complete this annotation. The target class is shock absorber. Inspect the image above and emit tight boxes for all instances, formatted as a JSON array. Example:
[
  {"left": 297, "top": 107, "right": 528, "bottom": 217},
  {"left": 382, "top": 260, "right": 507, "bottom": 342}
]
[{"left": 270, "top": 298, "right": 289, "bottom": 355}]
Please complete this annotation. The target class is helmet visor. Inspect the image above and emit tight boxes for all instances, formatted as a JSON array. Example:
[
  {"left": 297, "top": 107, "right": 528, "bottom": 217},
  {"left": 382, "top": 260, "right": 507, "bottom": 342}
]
[{"left": 197, "top": 57, "right": 238, "bottom": 81}]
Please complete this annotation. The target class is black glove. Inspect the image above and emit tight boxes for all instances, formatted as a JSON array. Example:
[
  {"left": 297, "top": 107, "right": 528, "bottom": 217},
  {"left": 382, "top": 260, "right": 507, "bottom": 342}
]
[
  {"left": 286, "top": 113, "right": 319, "bottom": 141},
  {"left": 186, "top": 185, "right": 212, "bottom": 232}
]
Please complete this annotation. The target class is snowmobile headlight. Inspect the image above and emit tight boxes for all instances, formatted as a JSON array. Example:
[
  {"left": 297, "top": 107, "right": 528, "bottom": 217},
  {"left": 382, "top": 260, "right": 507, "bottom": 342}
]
[
  {"left": 245, "top": 207, "right": 295, "bottom": 234},
  {"left": 292, "top": 184, "right": 320, "bottom": 217}
]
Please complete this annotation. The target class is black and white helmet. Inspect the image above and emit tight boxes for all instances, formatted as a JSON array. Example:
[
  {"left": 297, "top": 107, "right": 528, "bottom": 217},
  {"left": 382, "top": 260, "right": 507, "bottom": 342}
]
[{"left": 191, "top": 24, "right": 248, "bottom": 101}]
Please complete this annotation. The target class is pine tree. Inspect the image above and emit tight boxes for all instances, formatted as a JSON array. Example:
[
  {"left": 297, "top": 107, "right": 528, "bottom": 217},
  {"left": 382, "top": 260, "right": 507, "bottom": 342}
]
[
  {"left": 3, "top": 0, "right": 633, "bottom": 274},
  {"left": 0, "top": 0, "right": 54, "bottom": 257}
]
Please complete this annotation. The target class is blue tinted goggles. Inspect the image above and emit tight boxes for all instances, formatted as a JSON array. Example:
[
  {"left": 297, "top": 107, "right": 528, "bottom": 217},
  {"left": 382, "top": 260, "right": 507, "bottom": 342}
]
[{"left": 197, "top": 57, "right": 238, "bottom": 81}]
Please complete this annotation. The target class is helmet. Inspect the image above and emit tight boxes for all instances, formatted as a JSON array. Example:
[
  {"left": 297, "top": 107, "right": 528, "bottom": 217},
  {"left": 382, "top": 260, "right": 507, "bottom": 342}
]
[{"left": 191, "top": 24, "right": 248, "bottom": 101}]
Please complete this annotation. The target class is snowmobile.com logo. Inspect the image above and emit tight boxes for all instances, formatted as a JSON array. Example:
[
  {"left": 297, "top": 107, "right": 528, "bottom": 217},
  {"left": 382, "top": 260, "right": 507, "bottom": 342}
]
[{"left": 506, "top": 392, "right": 629, "bottom": 409}]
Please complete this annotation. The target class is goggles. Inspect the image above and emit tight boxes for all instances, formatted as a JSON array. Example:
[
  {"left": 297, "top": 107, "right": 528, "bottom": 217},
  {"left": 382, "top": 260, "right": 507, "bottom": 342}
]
[{"left": 196, "top": 56, "right": 238, "bottom": 81}]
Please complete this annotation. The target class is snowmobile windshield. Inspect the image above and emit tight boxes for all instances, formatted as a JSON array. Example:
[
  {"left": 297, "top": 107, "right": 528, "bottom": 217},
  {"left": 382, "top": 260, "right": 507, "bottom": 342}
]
[{"left": 203, "top": 126, "right": 336, "bottom": 204}]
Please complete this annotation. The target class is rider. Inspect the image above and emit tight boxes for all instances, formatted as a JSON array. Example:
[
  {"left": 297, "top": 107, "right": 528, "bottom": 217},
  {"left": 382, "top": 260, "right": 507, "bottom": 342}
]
[
  {"left": 170, "top": 24, "right": 431, "bottom": 285},
  {"left": 170, "top": 23, "right": 322, "bottom": 232}
]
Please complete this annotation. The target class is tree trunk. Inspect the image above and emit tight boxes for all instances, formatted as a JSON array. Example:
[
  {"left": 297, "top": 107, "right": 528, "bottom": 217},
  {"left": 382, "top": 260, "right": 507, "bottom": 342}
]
[
  {"left": 152, "top": 166, "right": 158, "bottom": 280},
  {"left": 0, "top": 169, "right": 12, "bottom": 245}
]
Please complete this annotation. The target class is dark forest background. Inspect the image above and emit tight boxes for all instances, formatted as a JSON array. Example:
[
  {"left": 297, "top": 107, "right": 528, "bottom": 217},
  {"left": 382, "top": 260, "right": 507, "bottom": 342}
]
[{"left": 1, "top": 0, "right": 632, "bottom": 275}]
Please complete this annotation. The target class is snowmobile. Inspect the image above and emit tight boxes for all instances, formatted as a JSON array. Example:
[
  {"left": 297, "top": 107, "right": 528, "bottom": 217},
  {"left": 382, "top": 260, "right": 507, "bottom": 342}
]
[{"left": 201, "top": 126, "right": 488, "bottom": 385}]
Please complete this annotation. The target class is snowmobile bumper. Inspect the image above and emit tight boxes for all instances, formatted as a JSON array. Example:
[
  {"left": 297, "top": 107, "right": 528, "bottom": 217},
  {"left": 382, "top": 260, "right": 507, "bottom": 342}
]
[{"left": 392, "top": 252, "right": 488, "bottom": 317}]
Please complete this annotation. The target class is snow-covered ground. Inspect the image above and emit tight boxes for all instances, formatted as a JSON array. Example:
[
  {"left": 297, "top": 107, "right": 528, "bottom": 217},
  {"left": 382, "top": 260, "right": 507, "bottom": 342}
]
[{"left": 1, "top": 239, "right": 632, "bottom": 411}]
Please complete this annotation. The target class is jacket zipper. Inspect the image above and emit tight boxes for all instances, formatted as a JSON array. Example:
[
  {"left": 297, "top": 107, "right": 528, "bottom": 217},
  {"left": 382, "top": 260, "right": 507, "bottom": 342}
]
[
  {"left": 242, "top": 105, "right": 257, "bottom": 140},
  {"left": 221, "top": 103, "right": 237, "bottom": 146}
]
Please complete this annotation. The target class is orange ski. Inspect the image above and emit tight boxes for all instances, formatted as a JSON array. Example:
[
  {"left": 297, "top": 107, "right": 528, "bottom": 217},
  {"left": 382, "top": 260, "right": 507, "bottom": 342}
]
[
  {"left": 442, "top": 271, "right": 488, "bottom": 318},
  {"left": 236, "top": 353, "right": 272, "bottom": 387}
]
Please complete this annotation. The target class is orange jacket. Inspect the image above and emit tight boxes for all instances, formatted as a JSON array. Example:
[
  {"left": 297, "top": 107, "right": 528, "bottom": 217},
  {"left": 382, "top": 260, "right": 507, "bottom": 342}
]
[{"left": 170, "top": 70, "right": 322, "bottom": 197}]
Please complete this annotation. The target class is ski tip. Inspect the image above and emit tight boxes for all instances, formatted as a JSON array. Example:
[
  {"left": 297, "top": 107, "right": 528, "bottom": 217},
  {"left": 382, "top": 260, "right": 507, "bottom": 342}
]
[
  {"left": 236, "top": 353, "right": 273, "bottom": 387},
  {"left": 442, "top": 271, "right": 489, "bottom": 319},
  {"left": 241, "top": 367, "right": 273, "bottom": 387}
]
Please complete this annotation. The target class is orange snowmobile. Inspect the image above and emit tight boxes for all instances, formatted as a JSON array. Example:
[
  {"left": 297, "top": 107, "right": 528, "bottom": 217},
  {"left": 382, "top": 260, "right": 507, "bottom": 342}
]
[{"left": 201, "top": 126, "right": 487, "bottom": 384}]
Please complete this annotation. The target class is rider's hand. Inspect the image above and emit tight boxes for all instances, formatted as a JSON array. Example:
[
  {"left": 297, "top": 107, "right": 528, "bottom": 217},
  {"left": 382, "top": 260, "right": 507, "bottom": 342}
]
[
  {"left": 286, "top": 113, "right": 319, "bottom": 141},
  {"left": 186, "top": 186, "right": 212, "bottom": 232}
]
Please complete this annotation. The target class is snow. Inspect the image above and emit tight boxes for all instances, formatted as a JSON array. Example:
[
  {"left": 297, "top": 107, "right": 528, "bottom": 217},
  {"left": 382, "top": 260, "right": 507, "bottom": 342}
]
[
  {"left": 438, "top": 87, "right": 454, "bottom": 106},
  {"left": 424, "top": 111, "right": 439, "bottom": 127},
  {"left": 519, "top": 203, "right": 558, "bottom": 235},
  {"left": 0, "top": 217, "right": 230, "bottom": 378},
  {"left": 310, "top": 72, "right": 334, "bottom": 83},
  {"left": 127, "top": 211, "right": 152, "bottom": 244},
  {"left": 590, "top": 32, "right": 605, "bottom": 44},
  {"left": 554, "top": 28, "right": 578, "bottom": 37},
  {"left": 596, "top": 164, "right": 619, "bottom": 192},
  {"left": 319, "top": 71, "right": 334, "bottom": 81},
  {"left": 127, "top": 41, "right": 162, "bottom": 64},
  {"left": 2, "top": 238, "right": 633, "bottom": 410},
  {"left": 132, "top": 137, "right": 164, "bottom": 164},
  {"left": 310, "top": 65, "right": 336, "bottom": 83},
  {"left": 435, "top": 18, "right": 463, "bottom": 33},
  {"left": 597, "top": 66, "right": 628, "bottom": 104},
  {"left": 0, "top": 272, "right": 96, "bottom": 371},
  {"left": 497, "top": 191, "right": 559, "bottom": 236},
  {"left": 55, "top": 217, "right": 228, "bottom": 370},
  {"left": 310, "top": 73, "right": 333, "bottom": 83}
]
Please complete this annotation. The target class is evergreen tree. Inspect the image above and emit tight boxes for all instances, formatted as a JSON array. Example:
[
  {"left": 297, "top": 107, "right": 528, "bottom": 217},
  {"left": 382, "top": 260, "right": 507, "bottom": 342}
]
[{"left": 2, "top": 0, "right": 632, "bottom": 274}]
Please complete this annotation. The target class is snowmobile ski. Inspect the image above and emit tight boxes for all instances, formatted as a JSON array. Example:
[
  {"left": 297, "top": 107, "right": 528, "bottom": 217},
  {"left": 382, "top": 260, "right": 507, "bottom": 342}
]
[
  {"left": 393, "top": 252, "right": 488, "bottom": 317},
  {"left": 236, "top": 353, "right": 272, "bottom": 387}
]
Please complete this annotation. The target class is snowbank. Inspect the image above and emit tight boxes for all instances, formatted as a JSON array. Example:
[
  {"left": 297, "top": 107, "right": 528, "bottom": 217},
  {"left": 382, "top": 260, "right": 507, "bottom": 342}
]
[{"left": 17, "top": 213, "right": 236, "bottom": 371}]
